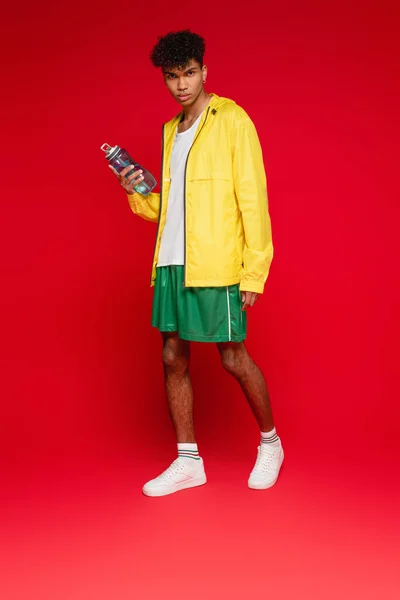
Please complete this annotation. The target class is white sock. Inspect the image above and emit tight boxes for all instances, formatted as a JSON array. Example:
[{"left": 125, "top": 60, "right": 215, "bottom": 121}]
[
  {"left": 177, "top": 443, "right": 200, "bottom": 460},
  {"left": 261, "top": 427, "right": 280, "bottom": 446}
]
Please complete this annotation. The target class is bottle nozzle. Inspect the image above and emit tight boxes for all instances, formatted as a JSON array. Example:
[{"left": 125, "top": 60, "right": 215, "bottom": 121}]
[{"left": 100, "top": 143, "right": 112, "bottom": 153}]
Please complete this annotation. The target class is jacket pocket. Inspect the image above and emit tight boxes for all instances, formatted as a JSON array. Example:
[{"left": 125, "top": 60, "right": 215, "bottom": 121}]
[{"left": 188, "top": 171, "right": 231, "bottom": 182}]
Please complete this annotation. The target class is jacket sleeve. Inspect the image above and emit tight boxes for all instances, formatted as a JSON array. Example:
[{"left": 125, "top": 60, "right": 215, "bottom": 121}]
[
  {"left": 232, "top": 112, "right": 273, "bottom": 294},
  {"left": 126, "top": 191, "right": 160, "bottom": 223}
]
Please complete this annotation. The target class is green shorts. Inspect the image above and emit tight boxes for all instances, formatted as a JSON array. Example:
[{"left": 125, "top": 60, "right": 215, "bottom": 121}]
[{"left": 151, "top": 265, "right": 247, "bottom": 343}]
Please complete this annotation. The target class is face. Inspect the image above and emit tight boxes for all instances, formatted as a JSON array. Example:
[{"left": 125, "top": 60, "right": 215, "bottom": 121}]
[{"left": 162, "top": 59, "right": 207, "bottom": 107}]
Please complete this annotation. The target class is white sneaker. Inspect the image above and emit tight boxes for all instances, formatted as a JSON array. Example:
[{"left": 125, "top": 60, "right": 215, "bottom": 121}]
[
  {"left": 248, "top": 442, "right": 284, "bottom": 490},
  {"left": 142, "top": 457, "right": 207, "bottom": 497}
]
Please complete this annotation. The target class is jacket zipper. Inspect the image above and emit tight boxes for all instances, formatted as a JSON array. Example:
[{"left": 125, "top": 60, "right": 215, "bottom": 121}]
[
  {"left": 183, "top": 105, "right": 211, "bottom": 287},
  {"left": 151, "top": 124, "right": 165, "bottom": 285}
]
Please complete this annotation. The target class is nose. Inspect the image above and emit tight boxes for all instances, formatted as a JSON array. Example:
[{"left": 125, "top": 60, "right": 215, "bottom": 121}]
[{"left": 177, "top": 77, "right": 188, "bottom": 91}]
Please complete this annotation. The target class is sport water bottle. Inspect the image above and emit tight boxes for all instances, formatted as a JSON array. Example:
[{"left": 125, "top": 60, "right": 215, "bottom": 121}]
[{"left": 101, "top": 143, "right": 157, "bottom": 196}]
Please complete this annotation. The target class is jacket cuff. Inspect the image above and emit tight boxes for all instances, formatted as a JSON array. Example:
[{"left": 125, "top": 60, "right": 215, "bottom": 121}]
[
  {"left": 239, "top": 280, "right": 265, "bottom": 294},
  {"left": 126, "top": 191, "right": 144, "bottom": 210}
]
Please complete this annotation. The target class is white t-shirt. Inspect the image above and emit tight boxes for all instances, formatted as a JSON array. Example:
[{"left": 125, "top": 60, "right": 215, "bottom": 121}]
[{"left": 156, "top": 112, "right": 203, "bottom": 267}]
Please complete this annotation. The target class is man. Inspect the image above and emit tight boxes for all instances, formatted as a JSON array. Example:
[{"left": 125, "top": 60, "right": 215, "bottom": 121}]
[{"left": 109, "top": 30, "right": 284, "bottom": 497}]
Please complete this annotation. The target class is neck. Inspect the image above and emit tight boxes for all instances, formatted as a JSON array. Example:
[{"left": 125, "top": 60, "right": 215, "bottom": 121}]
[{"left": 183, "top": 89, "right": 212, "bottom": 120}]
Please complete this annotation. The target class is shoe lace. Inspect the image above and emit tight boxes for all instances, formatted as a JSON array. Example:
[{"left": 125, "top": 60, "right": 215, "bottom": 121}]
[
  {"left": 159, "top": 458, "right": 184, "bottom": 480},
  {"left": 254, "top": 445, "right": 278, "bottom": 472}
]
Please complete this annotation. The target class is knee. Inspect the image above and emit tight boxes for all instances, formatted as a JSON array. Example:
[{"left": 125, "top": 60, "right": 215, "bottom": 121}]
[
  {"left": 162, "top": 345, "right": 188, "bottom": 373},
  {"left": 220, "top": 347, "right": 243, "bottom": 377}
]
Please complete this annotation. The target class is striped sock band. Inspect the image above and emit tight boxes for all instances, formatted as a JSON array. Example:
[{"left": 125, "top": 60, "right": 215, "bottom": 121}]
[
  {"left": 178, "top": 443, "right": 200, "bottom": 460},
  {"left": 261, "top": 428, "right": 280, "bottom": 445}
]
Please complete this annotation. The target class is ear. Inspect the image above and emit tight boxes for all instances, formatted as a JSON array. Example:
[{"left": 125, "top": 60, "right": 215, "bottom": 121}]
[{"left": 202, "top": 65, "right": 208, "bottom": 83}]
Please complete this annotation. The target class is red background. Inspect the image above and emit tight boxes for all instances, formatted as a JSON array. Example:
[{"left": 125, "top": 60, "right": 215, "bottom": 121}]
[{"left": 1, "top": 1, "right": 399, "bottom": 598}]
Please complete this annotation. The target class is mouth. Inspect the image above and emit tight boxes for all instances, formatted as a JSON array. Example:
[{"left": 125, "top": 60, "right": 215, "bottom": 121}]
[{"left": 177, "top": 94, "right": 191, "bottom": 101}]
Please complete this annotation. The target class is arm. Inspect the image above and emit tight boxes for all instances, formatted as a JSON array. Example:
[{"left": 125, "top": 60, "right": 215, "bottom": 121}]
[
  {"left": 232, "top": 112, "right": 273, "bottom": 294},
  {"left": 109, "top": 163, "right": 160, "bottom": 223},
  {"left": 126, "top": 191, "right": 160, "bottom": 223}
]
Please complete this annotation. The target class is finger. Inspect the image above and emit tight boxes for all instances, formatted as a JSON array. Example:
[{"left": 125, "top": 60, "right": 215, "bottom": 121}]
[
  {"left": 241, "top": 292, "right": 246, "bottom": 310},
  {"left": 126, "top": 169, "right": 143, "bottom": 184},
  {"left": 120, "top": 165, "right": 140, "bottom": 178},
  {"left": 107, "top": 164, "right": 140, "bottom": 185},
  {"left": 242, "top": 292, "right": 250, "bottom": 311},
  {"left": 124, "top": 174, "right": 144, "bottom": 191},
  {"left": 108, "top": 165, "right": 120, "bottom": 178},
  {"left": 249, "top": 293, "right": 257, "bottom": 307},
  {"left": 123, "top": 171, "right": 143, "bottom": 191}
]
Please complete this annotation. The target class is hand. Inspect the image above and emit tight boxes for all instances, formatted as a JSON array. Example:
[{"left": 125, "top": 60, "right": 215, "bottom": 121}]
[
  {"left": 109, "top": 164, "right": 144, "bottom": 195},
  {"left": 241, "top": 291, "right": 259, "bottom": 311}
]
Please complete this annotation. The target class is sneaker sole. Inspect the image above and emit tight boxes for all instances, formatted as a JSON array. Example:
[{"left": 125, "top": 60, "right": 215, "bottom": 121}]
[
  {"left": 248, "top": 455, "right": 284, "bottom": 490},
  {"left": 142, "top": 474, "right": 207, "bottom": 497}
]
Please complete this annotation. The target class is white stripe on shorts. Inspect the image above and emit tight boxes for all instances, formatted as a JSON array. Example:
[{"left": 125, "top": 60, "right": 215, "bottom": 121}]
[{"left": 226, "top": 287, "right": 232, "bottom": 341}]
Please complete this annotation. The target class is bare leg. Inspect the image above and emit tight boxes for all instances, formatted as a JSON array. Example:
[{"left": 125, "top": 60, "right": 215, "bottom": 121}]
[
  {"left": 217, "top": 342, "right": 274, "bottom": 431},
  {"left": 162, "top": 332, "right": 195, "bottom": 443}
]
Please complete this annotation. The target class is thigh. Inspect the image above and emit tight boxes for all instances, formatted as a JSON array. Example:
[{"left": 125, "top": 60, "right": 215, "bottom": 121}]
[
  {"left": 152, "top": 266, "right": 181, "bottom": 332},
  {"left": 179, "top": 284, "right": 247, "bottom": 343}
]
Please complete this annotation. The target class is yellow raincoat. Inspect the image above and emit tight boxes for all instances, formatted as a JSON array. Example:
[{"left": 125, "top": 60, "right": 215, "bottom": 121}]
[{"left": 127, "top": 93, "right": 273, "bottom": 294}]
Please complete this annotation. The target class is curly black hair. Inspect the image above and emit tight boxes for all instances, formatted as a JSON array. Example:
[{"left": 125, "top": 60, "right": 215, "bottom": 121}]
[{"left": 150, "top": 30, "right": 205, "bottom": 70}]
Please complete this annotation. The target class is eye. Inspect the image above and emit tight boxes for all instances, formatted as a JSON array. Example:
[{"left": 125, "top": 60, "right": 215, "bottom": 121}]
[
  {"left": 187, "top": 71, "right": 195, "bottom": 76},
  {"left": 166, "top": 74, "right": 176, "bottom": 80}
]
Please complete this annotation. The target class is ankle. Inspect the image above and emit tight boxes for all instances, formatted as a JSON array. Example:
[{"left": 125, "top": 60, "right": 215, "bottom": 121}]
[
  {"left": 260, "top": 427, "right": 280, "bottom": 446},
  {"left": 177, "top": 442, "right": 200, "bottom": 460}
]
